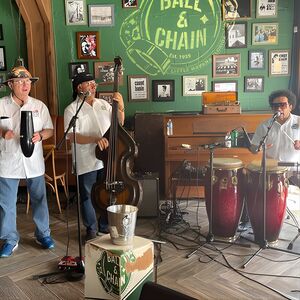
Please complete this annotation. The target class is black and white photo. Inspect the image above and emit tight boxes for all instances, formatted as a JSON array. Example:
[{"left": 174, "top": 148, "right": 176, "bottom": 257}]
[
  {"left": 152, "top": 80, "right": 175, "bottom": 102},
  {"left": 88, "top": 5, "right": 115, "bottom": 27},
  {"left": 213, "top": 54, "right": 240, "bottom": 78},
  {"left": 222, "top": 0, "right": 251, "bottom": 20},
  {"left": 65, "top": 0, "right": 87, "bottom": 25},
  {"left": 244, "top": 76, "right": 264, "bottom": 92},
  {"left": 256, "top": 0, "right": 278, "bottom": 18},
  {"left": 249, "top": 49, "right": 265, "bottom": 70},
  {"left": 226, "top": 22, "right": 247, "bottom": 48},
  {"left": 182, "top": 76, "right": 207, "bottom": 96},
  {"left": 0, "top": 47, "right": 6, "bottom": 71},
  {"left": 122, "top": 0, "right": 138, "bottom": 8},
  {"left": 68, "top": 62, "right": 89, "bottom": 78}
]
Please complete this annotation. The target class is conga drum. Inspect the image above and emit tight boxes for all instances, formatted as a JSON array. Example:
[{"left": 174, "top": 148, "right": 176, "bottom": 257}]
[
  {"left": 245, "top": 159, "right": 288, "bottom": 244},
  {"left": 205, "top": 158, "right": 244, "bottom": 241}
]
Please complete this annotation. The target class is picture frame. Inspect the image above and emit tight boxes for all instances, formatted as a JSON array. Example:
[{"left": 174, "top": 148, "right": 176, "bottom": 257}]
[
  {"left": 122, "top": 0, "right": 138, "bottom": 8},
  {"left": 225, "top": 22, "right": 247, "bottom": 48},
  {"left": 269, "top": 50, "right": 290, "bottom": 76},
  {"left": 0, "top": 73, "right": 6, "bottom": 91},
  {"left": 212, "top": 80, "right": 238, "bottom": 92},
  {"left": 94, "top": 61, "right": 123, "bottom": 85},
  {"left": 256, "top": 0, "right": 278, "bottom": 18},
  {"left": 182, "top": 75, "right": 207, "bottom": 96},
  {"left": 248, "top": 49, "right": 265, "bottom": 70},
  {"left": 0, "top": 47, "right": 7, "bottom": 71},
  {"left": 212, "top": 54, "right": 240, "bottom": 78},
  {"left": 152, "top": 80, "right": 175, "bottom": 102},
  {"left": 244, "top": 76, "right": 264, "bottom": 92},
  {"left": 65, "top": 0, "right": 87, "bottom": 25},
  {"left": 96, "top": 91, "right": 114, "bottom": 104},
  {"left": 0, "top": 24, "right": 3, "bottom": 40},
  {"left": 88, "top": 4, "right": 115, "bottom": 27},
  {"left": 128, "top": 75, "right": 150, "bottom": 102},
  {"left": 68, "top": 62, "right": 89, "bottom": 79},
  {"left": 76, "top": 31, "right": 100, "bottom": 59},
  {"left": 252, "top": 23, "right": 278, "bottom": 45},
  {"left": 222, "top": 0, "right": 251, "bottom": 21}
]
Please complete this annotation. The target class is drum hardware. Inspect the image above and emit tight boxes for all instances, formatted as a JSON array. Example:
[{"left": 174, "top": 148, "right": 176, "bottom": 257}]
[
  {"left": 186, "top": 143, "right": 250, "bottom": 259},
  {"left": 242, "top": 117, "right": 300, "bottom": 268}
]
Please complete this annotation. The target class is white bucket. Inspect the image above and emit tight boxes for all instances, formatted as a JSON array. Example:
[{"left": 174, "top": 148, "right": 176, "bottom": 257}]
[{"left": 107, "top": 204, "right": 138, "bottom": 246}]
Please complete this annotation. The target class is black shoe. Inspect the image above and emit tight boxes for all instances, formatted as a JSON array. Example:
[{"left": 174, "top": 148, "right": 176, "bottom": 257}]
[{"left": 85, "top": 231, "right": 97, "bottom": 241}]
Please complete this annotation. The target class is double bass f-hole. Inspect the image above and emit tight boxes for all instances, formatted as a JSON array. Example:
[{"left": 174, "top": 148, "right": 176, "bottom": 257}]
[{"left": 91, "top": 56, "right": 142, "bottom": 213}]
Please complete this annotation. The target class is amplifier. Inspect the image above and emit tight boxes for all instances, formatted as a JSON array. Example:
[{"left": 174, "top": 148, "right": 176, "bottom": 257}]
[{"left": 138, "top": 173, "right": 159, "bottom": 217}]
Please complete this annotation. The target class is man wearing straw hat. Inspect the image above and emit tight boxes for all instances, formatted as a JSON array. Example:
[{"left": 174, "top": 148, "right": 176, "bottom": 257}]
[{"left": 0, "top": 66, "right": 55, "bottom": 257}]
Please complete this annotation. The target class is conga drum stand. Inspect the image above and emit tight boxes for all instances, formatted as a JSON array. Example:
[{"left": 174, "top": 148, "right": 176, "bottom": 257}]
[{"left": 242, "top": 121, "right": 299, "bottom": 268}]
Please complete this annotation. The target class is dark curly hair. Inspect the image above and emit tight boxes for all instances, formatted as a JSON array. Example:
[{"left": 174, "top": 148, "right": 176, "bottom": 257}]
[{"left": 268, "top": 89, "right": 297, "bottom": 109}]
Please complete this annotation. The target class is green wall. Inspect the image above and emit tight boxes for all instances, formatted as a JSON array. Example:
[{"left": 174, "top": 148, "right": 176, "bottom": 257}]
[{"left": 0, "top": 0, "right": 295, "bottom": 119}]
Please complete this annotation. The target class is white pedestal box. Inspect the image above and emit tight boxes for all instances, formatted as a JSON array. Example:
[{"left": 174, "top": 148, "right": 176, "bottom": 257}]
[{"left": 85, "top": 235, "right": 153, "bottom": 299}]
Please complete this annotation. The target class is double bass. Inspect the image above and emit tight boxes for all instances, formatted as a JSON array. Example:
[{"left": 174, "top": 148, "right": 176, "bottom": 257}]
[{"left": 91, "top": 56, "right": 143, "bottom": 216}]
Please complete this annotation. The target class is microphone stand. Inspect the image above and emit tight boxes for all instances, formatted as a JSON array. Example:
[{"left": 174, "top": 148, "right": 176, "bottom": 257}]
[
  {"left": 35, "top": 94, "right": 88, "bottom": 281},
  {"left": 242, "top": 117, "right": 300, "bottom": 268}
]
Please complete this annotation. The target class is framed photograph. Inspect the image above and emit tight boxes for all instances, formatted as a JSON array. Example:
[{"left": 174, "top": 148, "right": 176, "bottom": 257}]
[
  {"left": 0, "top": 47, "right": 7, "bottom": 71},
  {"left": 212, "top": 54, "right": 240, "bottom": 78},
  {"left": 182, "top": 76, "right": 207, "bottom": 96},
  {"left": 244, "top": 76, "right": 264, "bottom": 92},
  {"left": 76, "top": 31, "right": 100, "bottom": 59},
  {"left": 222, "top": 0, "right": 251, "bottom": 21},
  {"left": 88, "top": 5, "right": 114, "bottom": 27},
  {"left": 128, "top": 75, "right": 150, "bottom": 102},
  {"left": 225, "top": 22, "right": 247, "bottom": 48},
  {"left": 96, "top": 91, "right": 114, "bottom": 104},
  {"left": 68, "top": 62, "right": 89, "bottom": 78},
  {"left": 152, "top": 80, "right": 175, "bottom": 102},
  {"left": 269, "top": 50, "right": 290, "bottom": 76},
  {"left": 65, "top": 0, "right": 87, "bottom": 25},
  {"left": 122, "top": 0, "right": 138, "bottom": 8},
  {"left": 252, "top": 23, "right": 278, "bottom": 45},
  {"left": 248, "top": 49, "right": 265, "bottom": 70},
  {"left": 0, "top": 24, "right": 3, "bottom": 40},
  {"left": 94, "top": 61, "right": 123, "bottom": 85},
  {"left": 256, "top": 0, "right": 278, "bottom": 18},
  {"left": 0, "top": 73, "right": 6, "bottom": 91},
  {"left": 212, "top": 81, "right": 238, "bottom": 92}
]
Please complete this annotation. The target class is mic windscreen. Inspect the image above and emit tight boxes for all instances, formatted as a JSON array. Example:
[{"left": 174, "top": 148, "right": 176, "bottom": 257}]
[{"left": 242, "top": 127, "right": 252, "bottom": 149}]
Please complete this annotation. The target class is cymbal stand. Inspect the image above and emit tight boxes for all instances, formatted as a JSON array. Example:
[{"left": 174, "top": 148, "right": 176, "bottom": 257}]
[
  {"left": 286, "top": 165, "right": 300, "bottom": 250},
  {"left": 242, "top": 119, "right": 300, "bottom": 268}
]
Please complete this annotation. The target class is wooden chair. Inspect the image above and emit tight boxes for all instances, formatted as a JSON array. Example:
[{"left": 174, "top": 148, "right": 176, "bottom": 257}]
[{"left": 26, "top": 115, "right": 69, "bottom": 214}]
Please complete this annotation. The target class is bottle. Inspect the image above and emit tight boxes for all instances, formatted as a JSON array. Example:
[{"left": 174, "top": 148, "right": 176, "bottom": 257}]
[
  {"left": 231, "top": 130, "right": 238, "bottom": 147},
  {"left": 166, "top": 119, "right": 173, "bottom": 136},
  {"left": 225, "top": 132, "right": 231, "bottom": 148}
]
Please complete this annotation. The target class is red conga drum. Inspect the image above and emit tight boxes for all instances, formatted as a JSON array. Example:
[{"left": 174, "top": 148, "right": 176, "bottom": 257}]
[
  {"left": 245, "top": 159, "right": 288, "bottom": 244},
  {"left": 205, "top": 158, "right": 244, "bottom": 241}
]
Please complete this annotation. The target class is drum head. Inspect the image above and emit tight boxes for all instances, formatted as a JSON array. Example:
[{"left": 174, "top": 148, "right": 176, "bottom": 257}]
[
  {"left": 247, "top": 159, "right": 287, "bottom": 173},
  {"left": 210, "top": 158, "right": 243, "bottom": 170}
]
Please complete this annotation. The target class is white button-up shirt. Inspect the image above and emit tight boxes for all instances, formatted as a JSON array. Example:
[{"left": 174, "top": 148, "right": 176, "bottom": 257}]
[
  {"left": 252, "top": 114, "right": 300, "bottom": 163},
  {"left": 0, "top": 95, "right": 53, "bottom": 178},
  {"left": 64, "top": 97, "right": 112, "bottom": 176}
]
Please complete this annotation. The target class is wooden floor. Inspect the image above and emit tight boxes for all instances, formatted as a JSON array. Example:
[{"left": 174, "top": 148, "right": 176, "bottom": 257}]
[{"left": 1, "top": 188, "right": 300, "bottom": 300}]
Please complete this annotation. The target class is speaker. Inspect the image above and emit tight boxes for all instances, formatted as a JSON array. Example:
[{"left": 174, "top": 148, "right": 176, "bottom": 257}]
[{"left": 138, "top": 174, "right": 159, "bottom": 217}]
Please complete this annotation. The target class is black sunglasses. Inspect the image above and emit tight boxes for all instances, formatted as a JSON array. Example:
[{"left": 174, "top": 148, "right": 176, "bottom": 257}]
[{"left": 271, "top": 102, "right": 289, "bottom": 109}]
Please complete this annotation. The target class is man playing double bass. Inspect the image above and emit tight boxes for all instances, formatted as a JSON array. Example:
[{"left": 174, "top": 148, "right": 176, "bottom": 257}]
[{"left": 64, "top": 72, "right": 125, "bottom": 241}]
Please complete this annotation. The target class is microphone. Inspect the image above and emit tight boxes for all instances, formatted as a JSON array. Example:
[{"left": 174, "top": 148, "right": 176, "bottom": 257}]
[
  {"left": 272, "top": 111, "right": 281, "bottom": 120},
  {"left": 0, "top": 116, "right": 9, "bottom": 119},
  {"left": 241, "top": 127, "right": 252, "bottom": 149},
  {"left": 278, "top": 162, "right": 300, "bottom": 167},
  {"left": 79, "top": 91, "right": 91, "bottom": 97}
]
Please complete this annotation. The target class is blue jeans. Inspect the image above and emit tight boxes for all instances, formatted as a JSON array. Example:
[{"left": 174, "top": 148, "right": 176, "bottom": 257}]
[
  {"left": 0, "top": 175, "right": 50, "bottom": 245},
  {"left": 78, "top": 169, "right": 105, "bottom": 234}
]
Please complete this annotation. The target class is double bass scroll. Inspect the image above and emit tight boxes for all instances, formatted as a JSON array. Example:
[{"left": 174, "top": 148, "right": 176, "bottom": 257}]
[{"left": 91, "top": 56, "right": 143, "bottom": 213}]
